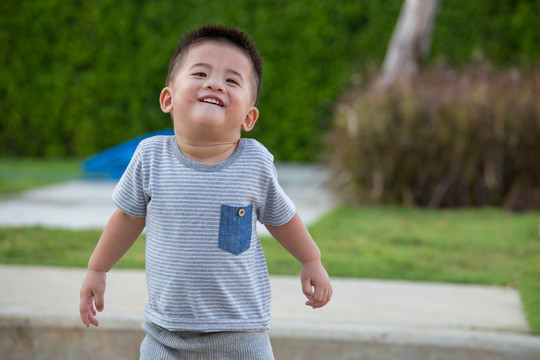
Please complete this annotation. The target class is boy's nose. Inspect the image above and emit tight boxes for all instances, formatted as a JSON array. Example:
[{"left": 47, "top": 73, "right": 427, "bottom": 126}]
[{"left": 203, "top": 78, "right": 224, "bottom": 92}]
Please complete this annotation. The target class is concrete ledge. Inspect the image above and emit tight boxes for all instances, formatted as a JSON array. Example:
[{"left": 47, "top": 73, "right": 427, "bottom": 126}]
[
  {"left": 2, "top": 314, "right": 540, "bottom": 360},
  {"left": 1, "top": 319, "right": 143, "bottom": 360},
  {"left": 270, "top": 320, "right": 540, "bottom": 360},
  {"left": 1, "top": 266, "right": 540, "bottom": 359}
]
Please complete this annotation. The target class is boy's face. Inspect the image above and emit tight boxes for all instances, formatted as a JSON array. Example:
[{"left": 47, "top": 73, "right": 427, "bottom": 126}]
[{"left": 160, "top": 41, "right": 259, "bottom": 146}]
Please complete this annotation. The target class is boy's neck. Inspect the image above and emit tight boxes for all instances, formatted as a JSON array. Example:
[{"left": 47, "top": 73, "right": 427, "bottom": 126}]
[{"left": 175, "top": 137, "right": 240, "bottom": 164}]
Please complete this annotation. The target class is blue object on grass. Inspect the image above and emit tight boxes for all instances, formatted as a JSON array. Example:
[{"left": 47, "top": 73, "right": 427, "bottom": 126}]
[{"left": 82, "top": 129, "right": 174, "bottom": 179}]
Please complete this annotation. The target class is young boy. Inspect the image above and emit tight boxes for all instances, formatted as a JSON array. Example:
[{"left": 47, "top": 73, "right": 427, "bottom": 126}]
[{"left": 79, "top": 24, "right": 332, "bottom": 359}]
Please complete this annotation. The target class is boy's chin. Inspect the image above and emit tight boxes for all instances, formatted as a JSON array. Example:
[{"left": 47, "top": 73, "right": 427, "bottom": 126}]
[{"left": 176, "top": 128, "right": 241, "bottom": 146}]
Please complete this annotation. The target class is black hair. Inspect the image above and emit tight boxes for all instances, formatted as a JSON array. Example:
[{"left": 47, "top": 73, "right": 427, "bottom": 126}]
[{"left": 166, "top": 24, "right": 263, "bottom": 105}]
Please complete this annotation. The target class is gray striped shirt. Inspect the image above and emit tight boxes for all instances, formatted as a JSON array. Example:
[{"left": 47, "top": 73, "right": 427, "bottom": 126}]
[{"left": 113, "top": 136, "right": 296, "bottom": 332}]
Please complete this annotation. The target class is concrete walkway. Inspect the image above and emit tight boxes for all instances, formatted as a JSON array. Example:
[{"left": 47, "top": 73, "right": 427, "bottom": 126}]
[
  {"left": 0, "top": 163, "right": 334, "bottom": 236},
  {"left": 1, "top": 164, "right": 540, "bottom": 359}
]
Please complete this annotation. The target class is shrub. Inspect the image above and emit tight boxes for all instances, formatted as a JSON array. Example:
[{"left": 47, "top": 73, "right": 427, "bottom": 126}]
[{"left": 328, "top": 65, "right": 540, "bottom": 210}]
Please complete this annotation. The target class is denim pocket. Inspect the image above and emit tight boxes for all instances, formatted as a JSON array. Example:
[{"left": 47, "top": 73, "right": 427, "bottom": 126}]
[{"left": 218, "top": 204, "right": 253, "bottom": 255}]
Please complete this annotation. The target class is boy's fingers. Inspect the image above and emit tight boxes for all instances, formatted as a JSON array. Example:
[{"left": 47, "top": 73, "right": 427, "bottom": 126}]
[
  {"left": 312, "top": 278, "right": 331, "bottom": 300},
  {"left": 80, "top": 309, "right": 89, "bottom": 327},
  {"left": 305, "top": 285, "right": 333, "bottom": 309},
  {"left": 81, "top": 302, "right": 100, "bottom": 327},
  {"left": 88, "top": 308, "right": 99, "bottom": 327},
  {"left": 301, "top": 278, "right": 314, "bottom": 298},
  {"left": 94, "top": 291, "right": 105, "bottom": 312},
  {"left": 79, "top": 299, "right": 92, "bottom": 327},
  {"left": 79, "top": 291, "right": 102, "bottom": 327},
  {"left": 79, "top": 271, "right": 106, "bottom": 327},
  {"left": 319, "top": 285, "right": 331, "bottom": 302},
  {"left": 312, "top": 283, "right": 325, "bottom": 302}
]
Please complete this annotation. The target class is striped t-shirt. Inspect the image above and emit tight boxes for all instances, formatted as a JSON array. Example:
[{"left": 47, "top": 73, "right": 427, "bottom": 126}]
[{"left": 113, "top": 136, "right": 296, "bottom": 332}]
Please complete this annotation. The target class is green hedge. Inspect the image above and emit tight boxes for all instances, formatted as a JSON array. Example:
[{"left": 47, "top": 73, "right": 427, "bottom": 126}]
[
  {"left": 431, "top": 0, "right": 540, "bottom": 66},
  {"left": 328, "top": 65, "right": 540, "bottom": 210},
  {"left": 1, "top": 0, "right": 539, "bottom": 160}
]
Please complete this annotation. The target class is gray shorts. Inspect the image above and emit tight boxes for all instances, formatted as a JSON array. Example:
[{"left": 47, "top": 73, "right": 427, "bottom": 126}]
[{"left": 140, "top": 322, "right": 275, "bottom": 360}]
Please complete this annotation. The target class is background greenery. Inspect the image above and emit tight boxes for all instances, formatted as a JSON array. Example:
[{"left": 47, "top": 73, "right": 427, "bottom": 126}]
[
  {"left": 1, "top": 0, "right": 539, "bottom": 161},
  {"left": 0, "top": 158, "right": 81, "bottom": 196}
]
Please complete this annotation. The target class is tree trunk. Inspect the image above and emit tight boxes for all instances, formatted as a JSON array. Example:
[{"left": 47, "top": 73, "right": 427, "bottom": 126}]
[{"left": 380, "top": 0, "right": 441, "bottom": 88}]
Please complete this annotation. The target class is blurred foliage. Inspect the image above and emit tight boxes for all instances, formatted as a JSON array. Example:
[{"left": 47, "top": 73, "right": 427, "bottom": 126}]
[
  {"left": 431, "top": 0, "right": 540, "bottom": 66},
  {"left": 0, "top": 158, "right": 81, "bottom": 196},
  {"left": 0, "top": 0, "right": 539, "bottom": 160},
  {"left": 329, "top": 65, "right": 540, "bottom": 210}
]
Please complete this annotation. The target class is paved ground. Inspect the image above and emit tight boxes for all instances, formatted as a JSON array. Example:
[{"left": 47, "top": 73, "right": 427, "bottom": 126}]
[
  {"left": 0, "top": 163, "right": 334, "bottom": 236},
  {"left": 1, "top": 163, "right": 540, "bottom": 359},
  {"left": 0, "top": 265, "right": 531, "bottom": 331}
]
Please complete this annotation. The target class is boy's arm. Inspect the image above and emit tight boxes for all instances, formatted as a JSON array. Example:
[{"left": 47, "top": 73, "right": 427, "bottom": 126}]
[
  {"left": 79, "top": 208, "right": 145, "bottom": 327},
  {"left": 265, "top": 213, "right": 332, "bottom": 309}
]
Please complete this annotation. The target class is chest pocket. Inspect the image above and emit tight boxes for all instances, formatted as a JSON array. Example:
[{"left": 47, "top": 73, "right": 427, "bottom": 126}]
[{"left": 218, "top": 204, "right": 253, "bottom": 255}]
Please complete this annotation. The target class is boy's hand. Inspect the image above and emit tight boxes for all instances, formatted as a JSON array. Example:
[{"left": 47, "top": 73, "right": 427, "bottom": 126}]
[
  {"left": 300, "top": 260, "right": 332, "bottom": 309},
  {"left": 79, "top": 270, "right": 107, "bottom": 327}
]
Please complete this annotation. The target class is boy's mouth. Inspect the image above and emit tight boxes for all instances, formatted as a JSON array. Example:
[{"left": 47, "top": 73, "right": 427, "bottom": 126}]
[{"left": 200, "top": 97, "right": 224, "bottom": 107}]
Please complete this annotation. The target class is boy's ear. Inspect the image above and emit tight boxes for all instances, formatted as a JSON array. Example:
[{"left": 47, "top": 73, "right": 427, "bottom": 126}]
[
  {"left": 241, "top": 106, "right": 259, "bottom": 132},
  {"left": 159, "top": 87, "right": 173, "bottom": 113}
]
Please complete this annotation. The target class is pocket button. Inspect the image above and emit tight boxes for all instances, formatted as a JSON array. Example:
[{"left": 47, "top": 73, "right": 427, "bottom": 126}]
[{"left": 238, "top": 209, "right": 246, "bottom": 217}]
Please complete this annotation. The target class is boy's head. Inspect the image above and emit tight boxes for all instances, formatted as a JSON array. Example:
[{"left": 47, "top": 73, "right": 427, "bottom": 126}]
[{"left": 166, "top": 24, "right": 263, "bottom": 106}]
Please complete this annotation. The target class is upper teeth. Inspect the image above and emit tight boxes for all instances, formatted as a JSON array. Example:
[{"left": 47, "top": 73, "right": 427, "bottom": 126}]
[{"left": 202, "top": 98, "right": 222, "bottom": 106}]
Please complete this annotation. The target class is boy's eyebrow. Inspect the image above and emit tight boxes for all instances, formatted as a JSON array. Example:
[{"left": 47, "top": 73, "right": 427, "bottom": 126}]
[{"left": 190, "top": 63, "right": 245, "bottom": 80}]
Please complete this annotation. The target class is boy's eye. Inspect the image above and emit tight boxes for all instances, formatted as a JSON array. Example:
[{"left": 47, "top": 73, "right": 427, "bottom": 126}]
[
  {"left": 226, "top": 78, "right": 239, "bottom": 85},
  {"left": 193, "top": 72, "right": 206, "bottom": 77}
]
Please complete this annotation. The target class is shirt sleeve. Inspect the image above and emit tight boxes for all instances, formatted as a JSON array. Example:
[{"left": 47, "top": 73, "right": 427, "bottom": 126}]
[
  {"left": 258, "top": 163, "right": 296, "bottom": 226},
  {"left": 112, "top": 144, "right": 149, "bottom": 217}
]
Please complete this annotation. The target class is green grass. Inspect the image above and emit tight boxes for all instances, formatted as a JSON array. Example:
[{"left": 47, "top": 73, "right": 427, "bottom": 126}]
[
  {"left": 260, "top": 206, "right": 540, "bottom": 333},
  {"left": 0, "top": 158, "right": 82, "bottom": 197},
  {"left": 0, "top": 227, "right": 145, "bottom": 268}
]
